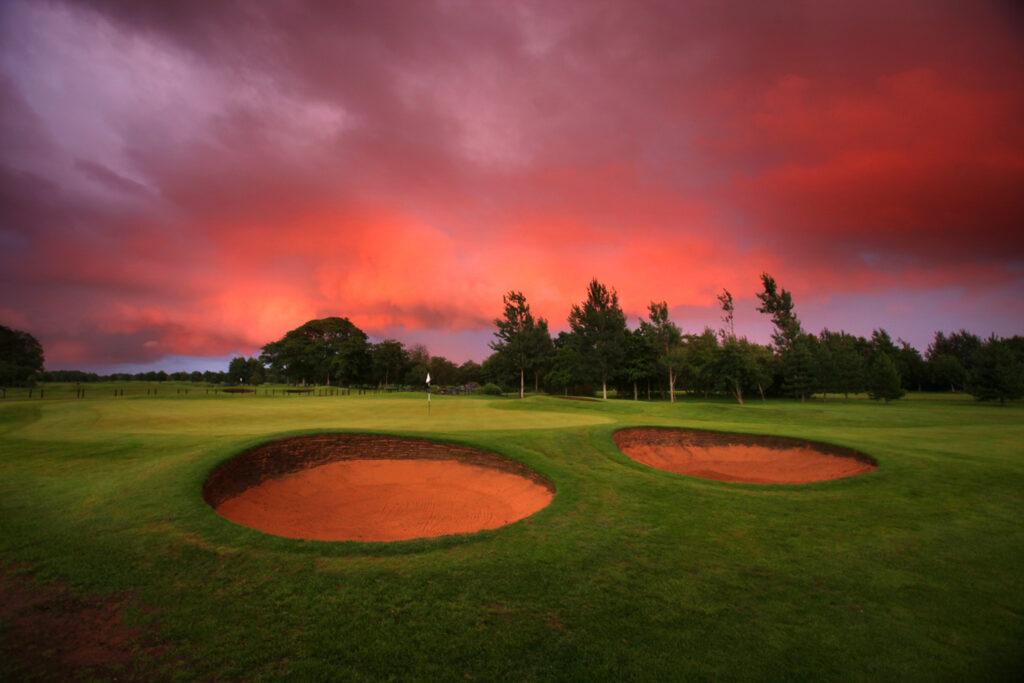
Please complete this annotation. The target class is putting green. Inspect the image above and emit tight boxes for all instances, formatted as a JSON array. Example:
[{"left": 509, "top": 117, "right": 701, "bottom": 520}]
[{"left": 7, "top": 396, "right": 611, "bottom": 442}]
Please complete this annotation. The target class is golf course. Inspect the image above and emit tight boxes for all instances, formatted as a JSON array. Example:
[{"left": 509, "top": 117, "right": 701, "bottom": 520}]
[{"left": 1, "top": 387, "right": 1022, "bottom": 680}]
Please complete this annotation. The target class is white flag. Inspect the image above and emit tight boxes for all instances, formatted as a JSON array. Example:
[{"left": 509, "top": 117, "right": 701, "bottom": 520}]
[{"left": 426, "top": 373, "right": 431, "bottom": 385}]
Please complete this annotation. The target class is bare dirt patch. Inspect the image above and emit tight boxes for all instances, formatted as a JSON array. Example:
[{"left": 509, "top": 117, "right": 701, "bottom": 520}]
[
  {"left": 614, "top": 428, "right": 876, "bottom": 484},
  {"left": 0, "top": 564, "right": 167, "bottom": 681},
  {"left": 204, "top": 434, "right": 555, "bottom": 542}
]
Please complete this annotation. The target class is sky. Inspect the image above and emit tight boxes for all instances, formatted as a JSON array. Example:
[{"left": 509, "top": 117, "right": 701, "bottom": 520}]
[{"left": 2, "top": 0, "right": 1023, "bottom": 372}]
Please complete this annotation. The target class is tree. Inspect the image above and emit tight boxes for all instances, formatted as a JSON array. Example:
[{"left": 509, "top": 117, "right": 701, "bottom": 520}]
[
  {"left": 618, "top": 327, "right": 658, "bottom": 400},
  {"left": 755, "top": 273, "right": 802, "bottom": 351},
  {"left": 544, "top": 331, "right": 589, "bottom": 396},
  {"left": 456, "top": 360, "right": 484, "bottom": 386},
  {"left": 260, "top": 317, "right": 370, "bottom": 385},
  {"left": 927, "top": 330, "right": 982, "bottom": 370},
  {"left": 712, "top": 338, "right": 758, "bottom": 405},
  {"left": 640, "top": 301, "right": 684, "bottom": 402},
  {"left": 679, "top": 327, "right": 719, "bottom": 398},
  {"left": 0, "top": 324, "right": 45, "bottom": 386},
  {"left": 930, "top": 354, "right": 967, "bottom": 392},
  {"left": 526, "top": 318, "right": 555, "bottom": 393},
  {"left": 815, "top": 336, "right": 838, "bottom": 402},
  {"left": 867, "top": 353, "right": 905, "bottom": 403},
  {"left": 966, "top": 336, "right": 1024, "bottom": 405},
  {"left": 371, "top": 339, "right": 408, "bottom": 387},
  {"left": 870, "top": 329, "right": 899, "bottom": 360},
  {"left": 895, "top": 339, "right": 927, "bottom": 392},
  {"left": 782, "top": 334, "right": 817, "bottom": 402},
  {"left": 490, "top": 291, "right": 534, "bottom": 398},
  {"left": 927, "top": 330, "right": 981, "bottom": 391},
  {"left": 567, "top": 279, "right": 627, "bottom": 400},
  {"left": 427, "top": 356, "right": 459, "bottom": 386},
  {"left": 833, "top": 332, "right": 866, "bottom": 400},
  {"left": 716, "top": 288, "right": 736, "bottom": 344},
  {"left": 227, "top": 356, "right": 264, "bottom": 385},
  {"left": 490, "top": 292, "right": 552, "bottom": 398}
]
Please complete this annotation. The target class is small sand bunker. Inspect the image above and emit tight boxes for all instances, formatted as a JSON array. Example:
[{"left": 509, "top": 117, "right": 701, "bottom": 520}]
[
  {"left": 614, "top": 428, "right": 876, "bottom": 484},
  {"left": 204, "top": 434, "right": 554, "bottom": 542}
]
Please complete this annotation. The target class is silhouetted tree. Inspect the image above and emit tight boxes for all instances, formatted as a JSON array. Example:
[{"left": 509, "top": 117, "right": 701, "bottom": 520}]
[
  {"left": 640, "top": 301, "right": 684, "bottom": 402},
  {"left": 490, "top": 291, "right": 553, "bottom": 398},
  {"left": 755, "top": 273, "right": 802, "bottom": 351},
  {"left": 371, "top": 339, "right": 408, "bottom": 387},
  {"left": 783, "top": 334, "right": 817, "bottom": 402},
  {"left": 568, "top": 279, "right": 627, "bottom": 399},
  {"left": 867, "top": 353, "right": 905, "bottom": 403},
  {"left": 0, "top": 324, "right": 44, "bottom": 386},
  {"left": 966, "top": 336, "right": 1024, "bottom": 405},
  {"left": 260, "top": 317, "right": 370, "bottom": 385}
]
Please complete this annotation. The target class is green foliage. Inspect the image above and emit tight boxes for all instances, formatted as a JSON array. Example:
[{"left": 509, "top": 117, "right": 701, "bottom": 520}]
[
  {"left": 0, "top": 324, "right": 45, "bottom": 386},
  {"left": 567, "top": 280, "right": 627, "bottom": 399},
  {"left": 927, "top": 329, "right": 982, "bottom": 370},
  {"left": 490, "top": 291, "right": 553, "bottom": 398},
  {"left": 755, "top": 273, "right": 802, "bottom": 350},
  {"left": 427, "top": 356, "right": 459, "bottom": 386},
  {"left": 710, "top": 338, "right": 756, "bottom": 404},
  {"left": 966, "top": 336, "right": 1024, "bottom": 405},
  {"left": 929, "top": 354, "right": 967, "bottom": 392},
  {"left": 371, "top": 339, "right": 409, "bottom": 387},
  {"left": 478, "top": 382, "right": 503, "bottom": 395},
  {"left": 456, "top": 360, "right": 484, "bottom": 386},
  {"left": 260, "top": 317, "right": 371, "bottom": 385},
  {"left": 544, "top": 332, "right": 591, "bottom": 396},
  {"left": 227, "top": 357, "right": 265, "bottom": 385},
  {"left": 867, "top": 352, "right": 905, "bottom": 403},
  {"left": 639, "top": 301, "right": 683, "bottom": 402},
  {"left": 782, "top": 334, "right": 816, "bottom": 401}
]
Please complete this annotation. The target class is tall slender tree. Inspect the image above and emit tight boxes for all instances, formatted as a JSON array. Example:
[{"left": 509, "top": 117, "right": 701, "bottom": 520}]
[
  {"left": 867, "top": 352, "right": 905, "bottom": 403},
  {"left": 755, "top": 273, "right": 802, "bottom": 351},
  {"left": 640, "top": 301, "right": 684, "bottom": 402},
  {"left": 717, "top": 288, "right": 736, "bottom": 344},
  {"left": 568, "top": 279, "right": 628, "bottom": 400},
  {"left": 491, "top": 291, "right": 546, "bottom": 399}
]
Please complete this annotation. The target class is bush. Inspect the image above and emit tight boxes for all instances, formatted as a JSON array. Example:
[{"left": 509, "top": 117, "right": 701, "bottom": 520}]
[{"left": 478, "top": 383, "right": 503, "bottom": 396}]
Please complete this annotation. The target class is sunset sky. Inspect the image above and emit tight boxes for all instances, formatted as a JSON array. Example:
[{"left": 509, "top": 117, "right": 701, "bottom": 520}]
[{"left": 2, "top": 0, "right": 1023, "bottom": 372}]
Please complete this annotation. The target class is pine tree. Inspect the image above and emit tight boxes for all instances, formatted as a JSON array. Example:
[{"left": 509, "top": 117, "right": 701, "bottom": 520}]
[
  {"left": 782, "top": 336, "right": 816, "bottom": 402},
  {"left": 966, "top": 336, "right": 1024, "bottom": 405},
  {"left": 640, "top": 301, "right": 683, "bottom": 402},
  {"left": 568, "top": 280, "right": 627, "bottom": 400},
  {"left": 867, "top": 353, "right": 905, "bottom": 403}
]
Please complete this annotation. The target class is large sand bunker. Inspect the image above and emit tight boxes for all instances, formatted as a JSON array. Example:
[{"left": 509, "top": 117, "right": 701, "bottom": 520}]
[
  {"left": 204, "top": 434, "right": 554, "bottom": 542},
  {"left": 614, "top": 428, "right": 876, "bottom": 484}
]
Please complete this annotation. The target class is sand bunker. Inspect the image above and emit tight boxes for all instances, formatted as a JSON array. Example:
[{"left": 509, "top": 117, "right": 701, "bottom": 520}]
[
  {"left": 614, "top": 428, "right": 876, "bottom": 484},
  {"left": 203, "top": 434, "right": 554, "bottom": 542}
]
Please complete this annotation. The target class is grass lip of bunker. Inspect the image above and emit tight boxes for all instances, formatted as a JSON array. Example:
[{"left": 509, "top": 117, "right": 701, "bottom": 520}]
[
  {"left": 613, "top": 427, "right": 877, "bottom": 484},
  {"left": 203, "top": 433, "right": 556, "bottom": 542}
]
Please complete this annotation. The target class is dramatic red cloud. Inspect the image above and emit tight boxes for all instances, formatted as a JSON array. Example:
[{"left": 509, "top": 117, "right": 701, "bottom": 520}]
[{"left": 1, "top": 0, "right": 1022, "bottom": 369}]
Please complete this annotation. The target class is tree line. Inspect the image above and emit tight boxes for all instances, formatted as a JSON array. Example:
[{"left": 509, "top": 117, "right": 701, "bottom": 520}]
[
  {"left": 3, "top": 275, "right": 1023, "bottom": 404},
  {"left": 484, "top": 275, "right": 1024, "bottom": 405}
]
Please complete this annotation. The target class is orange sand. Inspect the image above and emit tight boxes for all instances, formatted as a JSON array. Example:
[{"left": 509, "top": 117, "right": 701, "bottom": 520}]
[
  {"left": 614, "top": 428, "right": 875, "bottom": 484},
  {"left": 215, "top": 458, "right": 553, "bottom": 541}
]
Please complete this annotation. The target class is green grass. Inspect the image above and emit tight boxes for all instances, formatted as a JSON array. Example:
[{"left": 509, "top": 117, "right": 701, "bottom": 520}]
[{"left": 1, "top": 388, "right": 1022, "bottom": 680}]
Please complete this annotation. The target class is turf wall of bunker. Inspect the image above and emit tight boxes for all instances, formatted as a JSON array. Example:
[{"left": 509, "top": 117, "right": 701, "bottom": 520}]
[
  {"left": 203, "top": 433, "right": 556, "bottom": 507},
  {"left": 613, "top": 428, "right": 878, "bottom": 466}
]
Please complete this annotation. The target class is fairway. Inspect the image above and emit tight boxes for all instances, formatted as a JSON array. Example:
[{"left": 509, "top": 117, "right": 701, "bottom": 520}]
[{"left": 1, "top": 390, "right": 1023, "bottom": 680}]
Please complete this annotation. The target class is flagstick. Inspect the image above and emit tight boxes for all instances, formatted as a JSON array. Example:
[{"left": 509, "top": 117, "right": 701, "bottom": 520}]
[{"left": 426, "top": 372, "right": 431, "bottom": 416}]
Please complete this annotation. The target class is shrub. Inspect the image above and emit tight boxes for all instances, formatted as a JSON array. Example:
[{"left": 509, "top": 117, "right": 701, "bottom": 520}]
[{"left": 479, "top": 383, "right": 503, "bottom": 396}]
